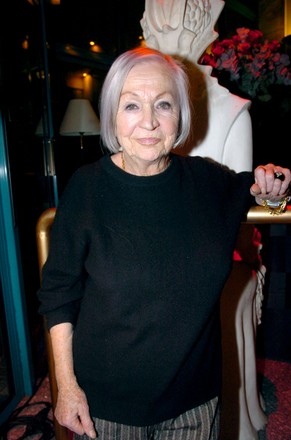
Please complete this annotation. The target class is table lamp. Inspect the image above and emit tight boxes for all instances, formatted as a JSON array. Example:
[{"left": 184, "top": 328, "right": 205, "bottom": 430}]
[{"left": 59, "top": 98, "right": 100, "bottom": 150}]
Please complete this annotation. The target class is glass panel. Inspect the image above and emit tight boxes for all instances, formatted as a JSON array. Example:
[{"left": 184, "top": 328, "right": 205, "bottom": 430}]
[{"left": 0, "top": 279, "right": 14, "bottom": 410}]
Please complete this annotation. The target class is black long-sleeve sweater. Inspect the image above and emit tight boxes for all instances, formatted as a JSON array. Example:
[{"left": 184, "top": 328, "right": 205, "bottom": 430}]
[{"left": 38, "top": 153, "right": 254, "bottom": 426}]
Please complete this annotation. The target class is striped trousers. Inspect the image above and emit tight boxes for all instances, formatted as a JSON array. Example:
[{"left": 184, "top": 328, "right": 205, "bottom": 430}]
[{"left": 74, "top": 396, "right": 220, "bottom": 440}]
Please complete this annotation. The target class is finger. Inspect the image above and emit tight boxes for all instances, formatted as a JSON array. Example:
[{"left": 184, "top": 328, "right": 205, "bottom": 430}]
[
  {"left": 61, "top": 416, "right": 86, "bottom": 436},
  {"left": 274, "top": 167, "right": 291, "bottom": 195},
  {"left": 78, "top": 408, "right": 97, "bottom": 438},
  {"left": 268, "top": 167, "right": 291, "bottom": 196},
  {"left": 61, "top": 416, "right": 96, "bottom": 438},
  {"left": 254, "top": 166, "right": 269, "bottom": 194},
  {"left": 82, "top": 419, "right": 97, "bottom": 439},
  {"left": 264, "top": 165, "right": 278, "bottom": 193},
  {"left": 274, "top": 171, "right": 285, "bottom": 181},
  {"left": 85, "top": 425, "right": 97, "bottom": 439},
  {"left": 250, "top": 183, "right": 262, "bottom": 197}
]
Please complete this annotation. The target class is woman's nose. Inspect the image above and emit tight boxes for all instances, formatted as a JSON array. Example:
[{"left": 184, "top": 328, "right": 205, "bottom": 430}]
[{"left": 140, "top": 107, "right": 159, "bottom": 130}]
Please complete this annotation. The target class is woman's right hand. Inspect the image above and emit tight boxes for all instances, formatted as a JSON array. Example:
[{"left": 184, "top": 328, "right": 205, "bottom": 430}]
[
  {"left": 55, "top": 380, "right": 97, "bottom": 438},
  {"left": 49, "top": 323, "right": 97, "bottom": 438}
]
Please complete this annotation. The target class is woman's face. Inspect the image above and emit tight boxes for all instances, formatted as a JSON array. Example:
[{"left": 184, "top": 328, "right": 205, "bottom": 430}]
[{"left": 116, "top": 61, "right": 180, "bottom": 164}]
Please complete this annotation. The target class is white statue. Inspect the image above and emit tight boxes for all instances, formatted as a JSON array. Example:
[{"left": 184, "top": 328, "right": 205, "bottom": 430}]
[
  {"left": 141, "top": 2, "right": 267, "bottom": 439},
  {"left": 141, "top": 0, "right": 252, "bottom": 172},
  {"left": 141, "top": 0, "right": 222, "bottom": 62}
]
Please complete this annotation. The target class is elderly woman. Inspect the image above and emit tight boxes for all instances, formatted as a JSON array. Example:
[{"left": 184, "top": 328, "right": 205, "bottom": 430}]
[{"left": 38, "top": 47, "right": 291, "bottom": 440}]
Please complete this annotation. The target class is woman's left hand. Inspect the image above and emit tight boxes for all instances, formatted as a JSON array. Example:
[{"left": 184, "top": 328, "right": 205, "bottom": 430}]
[{"left": 250, "top": 163, "right": 291, "bottom": 204}]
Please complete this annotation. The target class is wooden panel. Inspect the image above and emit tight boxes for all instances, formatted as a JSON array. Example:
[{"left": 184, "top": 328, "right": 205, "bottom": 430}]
[{"left": 259, "top": 0, "right": 284, "bottom": 40}]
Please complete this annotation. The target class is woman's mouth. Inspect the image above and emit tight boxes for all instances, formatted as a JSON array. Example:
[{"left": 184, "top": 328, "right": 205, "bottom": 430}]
[{"left": 137, "top": 137, "right": 160, "bottom": 145}]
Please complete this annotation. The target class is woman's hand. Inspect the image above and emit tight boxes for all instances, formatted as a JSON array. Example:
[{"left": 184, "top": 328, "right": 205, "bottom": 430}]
[
  {"left": 250, "top": 163, "right": 291, "bottom": 204},
  {"left": 55, "top": 380, "right": 97, "bottom": 438},
  {"left": 49, "top": 323, "right": 96, "bottom": 438}
]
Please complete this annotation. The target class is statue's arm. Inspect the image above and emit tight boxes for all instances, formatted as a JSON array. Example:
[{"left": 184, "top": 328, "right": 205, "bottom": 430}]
[{"left": 223, "top": 108, "right": 253, "bottom": 173}]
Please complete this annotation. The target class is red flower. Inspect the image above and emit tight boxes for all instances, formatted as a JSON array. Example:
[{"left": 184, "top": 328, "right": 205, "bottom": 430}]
[{"left": 200, "top": 27, "right": 291, "bottom": 100}]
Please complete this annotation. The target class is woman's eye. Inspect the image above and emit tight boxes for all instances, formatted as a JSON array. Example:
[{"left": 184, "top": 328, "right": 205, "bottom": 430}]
[
  {"left": 125, "top": 103, "right": 138, "bottom": 111},
  {"left": 157, "top": 101, "right": 172, "bottom": 110}
]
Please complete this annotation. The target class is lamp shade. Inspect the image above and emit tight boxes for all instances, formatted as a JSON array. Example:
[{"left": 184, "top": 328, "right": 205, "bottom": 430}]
[
  {"left": 35, "top": 114, "right": 50, "bottom": 137},
  {"left": 35, "top": 118, "right": 44, "bottom": 137},
  {"left": 59, "top": 99, "right": 100, "bottom": 136}
]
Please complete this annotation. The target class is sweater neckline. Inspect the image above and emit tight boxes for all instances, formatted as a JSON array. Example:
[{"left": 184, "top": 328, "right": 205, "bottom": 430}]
[{"left": 101, "top": 153, "right": 178, "bottom": 187}]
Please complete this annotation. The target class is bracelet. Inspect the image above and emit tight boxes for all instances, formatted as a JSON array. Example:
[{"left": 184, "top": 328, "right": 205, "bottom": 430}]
[{"left": 262, "top": 196, "right": 290, "bottom": 215}]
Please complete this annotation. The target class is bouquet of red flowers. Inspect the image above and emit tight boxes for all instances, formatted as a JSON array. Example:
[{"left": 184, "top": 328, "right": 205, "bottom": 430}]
[{"left": 201, "top": 27, "right": 291, "bottom": 101}]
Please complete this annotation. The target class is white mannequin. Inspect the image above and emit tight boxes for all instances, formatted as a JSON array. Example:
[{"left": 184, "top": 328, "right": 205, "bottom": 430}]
[{"left": 141, "top": 1, "right": 267, "bottom": 439}]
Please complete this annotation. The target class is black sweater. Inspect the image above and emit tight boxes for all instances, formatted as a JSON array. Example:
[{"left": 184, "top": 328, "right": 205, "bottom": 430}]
[{"left": 38, "top": 154, "right": 253, "bottom": 426}]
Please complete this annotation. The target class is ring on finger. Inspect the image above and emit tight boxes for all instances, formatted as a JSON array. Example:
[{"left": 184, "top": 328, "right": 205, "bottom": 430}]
[{"left": 274, "top": 171, "right": 285, "bottom": 181}]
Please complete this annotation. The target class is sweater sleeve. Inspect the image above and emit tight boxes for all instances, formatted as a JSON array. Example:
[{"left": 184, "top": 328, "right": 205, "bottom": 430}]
[
  {"left": 37, "top": 166, "right": 92, "bottom": 329},
  {"left": 189, "top": 157, "right": 254, "bottom": 250},
  {"left": 195, "top": 156, "right": 254, "bottom": 211}
]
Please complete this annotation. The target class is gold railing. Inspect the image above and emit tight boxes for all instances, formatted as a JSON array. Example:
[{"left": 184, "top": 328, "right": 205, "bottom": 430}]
[{"left": 244, "top": 205, "right": 291, "bottom": 223}]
